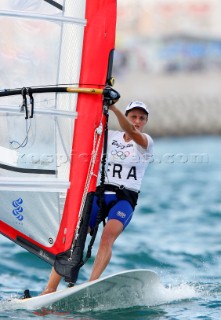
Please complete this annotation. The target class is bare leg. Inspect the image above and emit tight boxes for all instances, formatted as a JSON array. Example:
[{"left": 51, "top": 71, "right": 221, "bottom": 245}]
[
  {"left": 89, "top": 219, "right": 123, "bottom": 281},
  {"left": 41, "top": 267, "right": 62, "bottom": 295}
]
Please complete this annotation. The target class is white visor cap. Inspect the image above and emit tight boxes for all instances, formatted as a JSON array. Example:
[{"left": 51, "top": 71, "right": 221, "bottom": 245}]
[{"left": 125, "top": 101, "right": 149, "bottom": 115}]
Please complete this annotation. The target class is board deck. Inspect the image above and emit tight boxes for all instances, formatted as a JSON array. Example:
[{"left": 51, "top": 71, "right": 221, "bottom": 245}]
[{"left": 13, "top": 269, "right": 161, "bottom": 312}]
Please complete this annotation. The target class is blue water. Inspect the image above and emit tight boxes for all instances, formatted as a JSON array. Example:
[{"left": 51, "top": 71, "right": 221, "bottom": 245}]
[{"left": 1, "top": 136, "right": 221, "bottom": 319}]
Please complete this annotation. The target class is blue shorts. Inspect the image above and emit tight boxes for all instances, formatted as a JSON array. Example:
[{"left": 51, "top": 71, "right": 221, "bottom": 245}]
[{"left": 89, "top": 193, "right": 134, "bottom": 230}]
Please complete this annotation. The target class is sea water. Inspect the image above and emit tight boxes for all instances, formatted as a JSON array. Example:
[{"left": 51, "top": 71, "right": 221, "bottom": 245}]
[{"left": 0, "top": 136, "right": 221, "bottom": 319}]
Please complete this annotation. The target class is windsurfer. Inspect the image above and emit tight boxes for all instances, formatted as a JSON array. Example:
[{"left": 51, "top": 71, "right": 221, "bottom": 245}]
[{"left": 41, "top": 101, "right": 153, "bottom": 294}]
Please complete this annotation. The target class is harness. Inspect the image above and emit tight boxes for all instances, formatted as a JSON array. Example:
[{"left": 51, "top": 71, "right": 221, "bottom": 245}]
[{"left": 96, "top": 184, "right": 139, "bottom": 214}]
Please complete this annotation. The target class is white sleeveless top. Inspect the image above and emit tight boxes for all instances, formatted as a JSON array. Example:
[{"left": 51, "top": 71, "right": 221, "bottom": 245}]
[{"left": 104, "top": 130, "right": 153, "bottom": 192}]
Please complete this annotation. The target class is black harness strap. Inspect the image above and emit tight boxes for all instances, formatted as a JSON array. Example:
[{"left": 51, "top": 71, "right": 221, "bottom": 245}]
[{"left": 100, "top": 184, "right": 139, "bottom": 210}]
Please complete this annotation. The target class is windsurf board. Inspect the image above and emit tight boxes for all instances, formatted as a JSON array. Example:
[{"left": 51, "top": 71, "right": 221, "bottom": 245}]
[{"left": 13, "top": 269, "right": 161, "bottom": 312}]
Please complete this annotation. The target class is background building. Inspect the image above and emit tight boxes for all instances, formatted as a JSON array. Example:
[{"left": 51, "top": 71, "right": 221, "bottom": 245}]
[{"left": 111, "top": 0, "right": 221, "bottom": 136}]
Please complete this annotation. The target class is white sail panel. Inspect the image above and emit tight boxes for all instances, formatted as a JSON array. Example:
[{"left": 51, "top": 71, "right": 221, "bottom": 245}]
[
  {"left": 0, "top": 0, "right": 87, "bottom": 247},
  {"left": 1, "top": 191, "right": 60, "bottom": 247}
]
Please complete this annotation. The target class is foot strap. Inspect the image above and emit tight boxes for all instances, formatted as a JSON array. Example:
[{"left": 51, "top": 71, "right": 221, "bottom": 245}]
[{"left": 21, "top": 289, "right": 32, "bottom": 299}]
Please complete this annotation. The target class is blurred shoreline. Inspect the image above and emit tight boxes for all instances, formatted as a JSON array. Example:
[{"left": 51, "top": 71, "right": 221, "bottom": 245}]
[{"left": 110, "top": 70, "right": 221, "bottom": 137}]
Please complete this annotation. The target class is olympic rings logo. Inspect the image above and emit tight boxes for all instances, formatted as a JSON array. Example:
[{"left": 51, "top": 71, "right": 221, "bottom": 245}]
[{"left": 111, "top": 149, "right": 130, "bottom": 160}]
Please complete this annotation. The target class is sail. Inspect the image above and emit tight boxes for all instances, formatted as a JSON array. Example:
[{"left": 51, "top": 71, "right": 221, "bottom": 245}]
[{"left": 0, "top": 0, "right": 117, "bottom": 267}]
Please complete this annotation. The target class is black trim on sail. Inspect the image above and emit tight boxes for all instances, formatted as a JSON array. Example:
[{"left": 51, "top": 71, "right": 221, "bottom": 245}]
[
  {"left": 17, "top": 236, "right": 55, "bottom": 265},
  {"left": 0, "top": 163, "right": 56, "bottom": 175},
  {"left": 43, "top": 0, "right": 63, "bottom": 11}
]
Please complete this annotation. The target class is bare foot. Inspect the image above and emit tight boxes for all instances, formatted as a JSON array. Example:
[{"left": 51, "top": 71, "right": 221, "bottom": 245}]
[{"left": 40, "top": 287, "right": 56, "bottom": 295}]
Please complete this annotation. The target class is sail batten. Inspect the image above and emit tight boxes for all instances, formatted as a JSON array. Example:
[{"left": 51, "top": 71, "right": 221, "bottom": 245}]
[
  {"left": 0, "top": 177, "right": 69, "bottom": 192},
  {"left": 0, "top": 10, "right": 86, "bottom": 25},
  {"left": 0, "top": 106, "right": 78, "bottom": 118}
]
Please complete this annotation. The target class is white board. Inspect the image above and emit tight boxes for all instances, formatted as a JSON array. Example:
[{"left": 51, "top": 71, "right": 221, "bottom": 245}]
[{"left": 13, "top": 269, "right": 162, "bottom": 312}]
